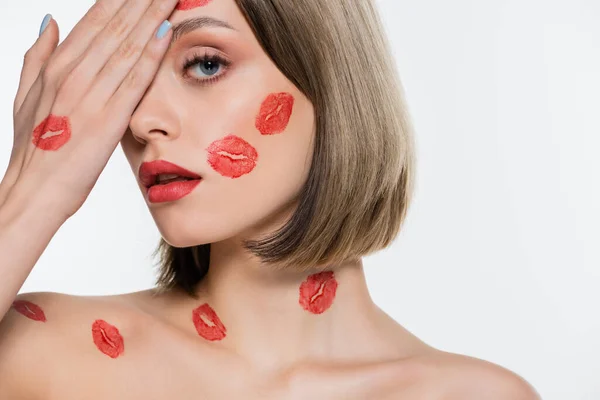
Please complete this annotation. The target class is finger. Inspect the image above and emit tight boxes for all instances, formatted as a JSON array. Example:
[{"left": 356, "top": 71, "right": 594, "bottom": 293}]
[
  {"left": 104, "top": 21, "right": 173, "bottom": 134},
  {"left": 13, "top": 15, "right": 59, "bottom": 116}
]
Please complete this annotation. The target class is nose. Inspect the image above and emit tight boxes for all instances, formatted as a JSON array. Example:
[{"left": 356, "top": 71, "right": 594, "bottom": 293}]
[{"left": 128, "top": 78, "right": 182, "bottom": 145}]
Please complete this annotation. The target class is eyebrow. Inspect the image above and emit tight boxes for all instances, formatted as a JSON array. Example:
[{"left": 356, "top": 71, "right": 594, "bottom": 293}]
[{"left": 170, "top": 16, "right": 238, "bottom": 44}]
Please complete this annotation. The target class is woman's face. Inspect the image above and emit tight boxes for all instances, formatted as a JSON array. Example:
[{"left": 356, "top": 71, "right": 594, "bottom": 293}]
[{"left": 121, "top": 0, "right": 316, "bottom": 247}]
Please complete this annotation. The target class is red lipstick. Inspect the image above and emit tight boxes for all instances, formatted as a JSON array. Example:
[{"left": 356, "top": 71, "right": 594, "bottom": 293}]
[
  {"left": 192, "top": 303, "right": 227, "bottom": 341},
  {"left": 299, "top": 271, "right": 338, "bottom": 314},
  {"left": 91, "top": 319, "right": 125, "bottom": 358},
  {"left": 176, "top": 0, "right": 213, "bottom": 10},
  {"left": 139, "top": 159, "right": 202, "bottom": 204},
  {"left": 31, "top": 114, "right": 72, "bottom": 151},
  {"left": 11, "top": 299, "right": 46, "bottom": 322},
  {"left": 206, "top": 134, "right": 258, "bottom": 178},
  {"left": 255, "top": 92, "right": 295, "bottom": 135}
]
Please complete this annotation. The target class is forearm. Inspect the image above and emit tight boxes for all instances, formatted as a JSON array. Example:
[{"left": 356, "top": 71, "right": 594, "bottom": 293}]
[{"left": 0, "top": 186, "right": 65, "bottom": 323}]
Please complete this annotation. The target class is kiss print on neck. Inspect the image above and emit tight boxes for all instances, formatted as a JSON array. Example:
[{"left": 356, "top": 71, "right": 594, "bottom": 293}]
[
  {"left": 255, "top": 92, "right": 295, "bottom": 135},
  {"left": 91, "top": 319, "right": 125, "bottom": 359},
  {"left": 176, "top": 0, "right": 213, "bottom": 11},
  {"left": 32, "top": 114, "right": 72, "bottom": 151},
  {"left": 206, "top": 134, "right": 259, "bottom": 178},
  {"left": 299, "top": 271, "right": 338, "bottom": 314},
  {"left": 11, "top": 299, "right": 47, "bottom": 322},
  {"left": 192, "top": 303, "right": 227, "bottom": 341}
]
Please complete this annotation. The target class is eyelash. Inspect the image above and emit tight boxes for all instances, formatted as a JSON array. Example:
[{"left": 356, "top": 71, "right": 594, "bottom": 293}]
[{"left": 182, "top": 50, "right": 232, "bottom": 86}]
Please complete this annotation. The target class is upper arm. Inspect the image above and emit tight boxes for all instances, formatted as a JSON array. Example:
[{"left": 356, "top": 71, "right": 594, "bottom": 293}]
[{"left": 0, "top": 292, "right": 56, "bottom": 399}]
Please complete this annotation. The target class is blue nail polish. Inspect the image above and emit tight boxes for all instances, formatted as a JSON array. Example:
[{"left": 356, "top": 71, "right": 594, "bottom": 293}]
[
  {"left": 39, "top": 14, "right": 52, "bottom": 37},
  {"left": 156, "top": 20, "right": 172, "bottom": 40}
]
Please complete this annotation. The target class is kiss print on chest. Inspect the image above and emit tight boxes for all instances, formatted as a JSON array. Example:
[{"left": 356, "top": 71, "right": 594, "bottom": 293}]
[
  {"left": 206, "top": 134, "right": 258, "bottom": 178},
  {"left": 192, "top": 303, "right": 227, "bottom": 341},
  {"left": 91, "top": 319, "right": 125, "bottom": 359},
  {"left": 299, "top": 271, "right": 339, "bottom": 314},
  {"left": 11, "top": 299, "right": 47, "bottom": 322},
  {"left": 255, "top": 92, "right": 295, "bottom": 135},
  {"left": 176, "top": 0, "right": 213, "bottom": 11},
  {"left": 32, "top": 114, "right": 72, "bottom": 151}
]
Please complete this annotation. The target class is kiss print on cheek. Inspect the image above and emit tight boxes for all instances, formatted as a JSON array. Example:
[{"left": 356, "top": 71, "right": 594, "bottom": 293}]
[
  {"left": 206, "top": 134, "right": 259, "bottom": 178},
  {"left": 192, "top": 303, "right": 227, "bottom": 341},
  {"left": 255, "top": 92, "right": 295, "bottom": 135},
  {"left": 32, "top": 114, "right": 72, "bottom": 151},
  {"left": 11, "top": 300, "right": 47, "bottom": 322},
  {"left": 91, "top": 319, "right": 125, "bottom": 359},
  {"left": 176, "top": 0, "right": 213, "bottom": 11},
  {"left": 299, "top": 271, "right": 338, "bottom": 314}
]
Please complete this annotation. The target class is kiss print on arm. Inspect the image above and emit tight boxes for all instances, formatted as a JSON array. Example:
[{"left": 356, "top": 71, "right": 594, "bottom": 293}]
[
  {"left": 255, "top": 92, "right": 295, "bottom": 135},
  {"left": 32, "top": 114, "right": 72, "bottom": 151},
  {"left": 176, "top": 0, "right": 213, "bottom": 11},
  {"left": 11, "top": 299, "right": 47, "bottom": 322},
  {"left": 206, "top": 134, "right": 259, "bottom": 178},
  {"left": 91, "top": 319, "right": 125, "bottom": 359},
  {"left": 192, "top": 303, "right": 227, "bottom": 341},
  {"left": 299, "top": 271, "right": 338, "bottom": 314}
]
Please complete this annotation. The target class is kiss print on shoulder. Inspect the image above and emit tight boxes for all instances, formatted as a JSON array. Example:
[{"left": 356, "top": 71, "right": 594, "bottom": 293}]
[
  {"left": 192, "top": 303, "right": 227, "bottom": 341},
  {"left": 11, "top": 299, "right": 47, "bottom": 322},
  {"left": 176, "top": 0, "right": 213, "bottom": 11},
  {"left": 91, "top": 319, "right": 125, "bottom": 359},
  {"left": 255, "top": 92, "right": 295, "bottom": 135},
  {"left": 206, "top": 134, "right": 259, "bottom": 178},
  {"left": 32, "top": 114, "right": 72, "bottom": 151},
  {"left": 299, "top": 271, "right": 339, "bottom": 314}
]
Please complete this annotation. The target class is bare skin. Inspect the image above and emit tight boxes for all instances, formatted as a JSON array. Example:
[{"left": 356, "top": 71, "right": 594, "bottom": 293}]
[{"left": 0, "top": 0, "right": 541, "bottom": 398}]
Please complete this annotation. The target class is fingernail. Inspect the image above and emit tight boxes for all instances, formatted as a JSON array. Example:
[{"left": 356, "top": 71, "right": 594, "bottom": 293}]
[
  {"left": 155, "top": 20, "right": 172, "bottom": 40},
  {"left": 39, "top": 14, "right": 52, "bottom": 37}
]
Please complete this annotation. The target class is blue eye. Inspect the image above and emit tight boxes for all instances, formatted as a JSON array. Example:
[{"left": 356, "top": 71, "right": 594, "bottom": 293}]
[{"left": 183, "top": 51, "right": 232, "bottom": 86}]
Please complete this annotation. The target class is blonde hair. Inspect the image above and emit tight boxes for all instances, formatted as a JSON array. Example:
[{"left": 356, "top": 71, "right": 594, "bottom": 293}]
[{"left": 153, "top": 0, "right": 416, "bottom": 297}]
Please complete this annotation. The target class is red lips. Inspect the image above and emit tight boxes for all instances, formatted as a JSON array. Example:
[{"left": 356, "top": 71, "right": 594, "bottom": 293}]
[
  {"left": 176, "top": 0, "right": 213, "bottom": 10},
  {"left": 91, "top": 319, "right": 125, "bottom": 358},
  {"left": 255, "top": 92, "right": 295, "bottom": 135},
  {"left": 31, "top": 114, "right": 72, "bottom": 151},
  {"left": 11, "top": 300, "right": 46, "bottom": 322},
  {"left": 139, "top": 159, "right": 202, "bottom": 188},
  {"left": 299, "top": 271, "right": 338, "bottom": 314},
  {"left": 192, "top": 303, "right": 227, "bottom": 341},
  {"left": 206, "top": 134, "right": 259, "bottom": 178}
]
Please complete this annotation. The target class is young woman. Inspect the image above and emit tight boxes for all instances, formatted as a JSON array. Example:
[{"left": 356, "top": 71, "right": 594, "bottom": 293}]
[{"left": 0, "top": 0, "right": 540, "bottom": 398}]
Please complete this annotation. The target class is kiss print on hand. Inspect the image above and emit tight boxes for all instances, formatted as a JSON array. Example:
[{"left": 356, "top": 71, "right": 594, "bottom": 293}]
[
  {"left": 176, "top": 0, "right": 213, "bottom": 11},
  {"left": 11, "top": 299, "right": 47, "bottom": 322},
  {"left": 299, "top": 271, "right": 339, "bottom": 314},
  {"left": 206, "top": 134, "right": 259, "bottom": 178},
  {"left": 192, "top": 303, "right": 227, "bottom": 341},
  {"left": 255, "top": 92, "right": 295, "bottom": 135},
  {"left": 32, "top": 114, "right": 72, "bottom": 151},
  {"left": 91, "top": 319, "right": 125, "bottom": 359}
]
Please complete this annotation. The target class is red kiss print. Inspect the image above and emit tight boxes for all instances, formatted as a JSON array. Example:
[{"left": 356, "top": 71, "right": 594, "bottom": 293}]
[
  {"left": 299, "top": 271, "right": 338, "bottom": 314},
  {"left": 91, "top": 319, "right": 125, "bottom": 359},
  {"left": 32, "top": 114, "right": 72, "bottom": 151},
  {"left": 206, "top": 134, "right": 259, "bottom": 178},
  {"left": 192, "top": 303, "right": 227, "bottom": 341},
  {"left": 176, "top": 0, "right": 213, "bottom": 10},
  {"left": 255, "top": 92, "right": 295, "bottom": 135},
  {"left": 11, "top": 300, "right": 46, "bottom": 322}
]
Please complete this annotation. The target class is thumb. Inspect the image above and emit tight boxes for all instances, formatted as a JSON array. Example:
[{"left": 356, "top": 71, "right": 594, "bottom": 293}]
[{"left": 13, "top": 14, "right": 60, "bottom": 115}]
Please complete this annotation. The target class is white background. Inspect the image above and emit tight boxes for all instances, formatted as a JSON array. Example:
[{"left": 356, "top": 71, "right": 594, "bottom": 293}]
[{"left": 0, "top": 1, "right": 598, "bottom": 399}]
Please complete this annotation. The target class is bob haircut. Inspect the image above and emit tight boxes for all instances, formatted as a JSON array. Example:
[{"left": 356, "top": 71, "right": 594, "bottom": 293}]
[{"left": 152, "top": 0, "right": 417, "bottom": 298}]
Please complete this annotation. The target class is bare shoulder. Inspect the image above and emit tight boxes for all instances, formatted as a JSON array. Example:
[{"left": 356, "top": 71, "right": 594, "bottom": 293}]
[
  {"left": 0, "top": 291, "right": 150, "bottom": 399},
  {"left": 381, "top": 350, "right": 541, "bottom": 400}
]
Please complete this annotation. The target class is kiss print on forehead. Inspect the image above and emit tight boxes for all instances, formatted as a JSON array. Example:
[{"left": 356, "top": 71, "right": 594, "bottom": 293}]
[
  {"left": 91, "top": 319, "right": 125, "bottom": 359},
  {"left": 192, "top": 303, "right": 227, "bottom": 341},
  {"left": 11, "top": 299, "right": 47, "bottom": 322},
  {"left": 255, "top": 92, "right": 295, "bottom": 135},
  {"left": 176, "top": 0, "right": 213, "bottom": 11},
  {"left": 299, "top": 271, "right": 338, "bottom": 314},
  {"left": 32, "top": 114, "right": 72, "bottom": 151},
  {"left": 206, "top": 134, "right": 259, "bottom": 178}
]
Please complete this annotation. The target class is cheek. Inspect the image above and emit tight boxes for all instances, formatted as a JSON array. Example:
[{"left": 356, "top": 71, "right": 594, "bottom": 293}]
[{"left": 255, "top": 92, "right": 295, "bottom": 136}]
